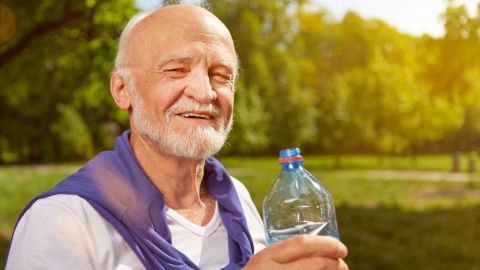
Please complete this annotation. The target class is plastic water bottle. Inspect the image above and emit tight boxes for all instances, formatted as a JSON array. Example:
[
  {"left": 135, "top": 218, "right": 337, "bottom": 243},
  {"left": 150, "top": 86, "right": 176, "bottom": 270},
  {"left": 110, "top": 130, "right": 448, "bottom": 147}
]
[{"left": 263, "top": 147, "right": 339, "bottom": 244}]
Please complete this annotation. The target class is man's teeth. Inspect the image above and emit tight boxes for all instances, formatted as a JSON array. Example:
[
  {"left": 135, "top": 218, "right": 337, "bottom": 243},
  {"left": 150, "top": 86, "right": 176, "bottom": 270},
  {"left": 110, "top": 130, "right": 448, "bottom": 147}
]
[{"left": 181, "top": 113, "right": 211, "bottom": 119}]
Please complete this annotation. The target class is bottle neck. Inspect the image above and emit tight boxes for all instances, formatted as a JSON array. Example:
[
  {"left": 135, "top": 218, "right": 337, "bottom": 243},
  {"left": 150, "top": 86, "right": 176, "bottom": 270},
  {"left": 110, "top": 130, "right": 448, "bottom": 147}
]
[{"left": 281, "top": 161, "right": 304, "bottom": 171}]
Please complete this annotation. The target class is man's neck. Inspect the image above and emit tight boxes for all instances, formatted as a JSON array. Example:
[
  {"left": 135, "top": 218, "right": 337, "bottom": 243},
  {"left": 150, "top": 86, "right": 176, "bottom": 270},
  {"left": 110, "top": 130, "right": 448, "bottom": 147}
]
[{"left": 130, "top": 131, "right": 215, "bottom": 225}]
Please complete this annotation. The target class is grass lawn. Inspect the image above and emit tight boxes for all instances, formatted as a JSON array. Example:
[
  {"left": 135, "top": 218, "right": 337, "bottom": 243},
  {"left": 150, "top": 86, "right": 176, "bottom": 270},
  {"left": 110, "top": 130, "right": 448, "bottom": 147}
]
[
  {"left": 220, "top": 155, "right": 480, "bottom": 270},
  {"left": 1, "top": 155, "right": 480, "bottom": 269}
]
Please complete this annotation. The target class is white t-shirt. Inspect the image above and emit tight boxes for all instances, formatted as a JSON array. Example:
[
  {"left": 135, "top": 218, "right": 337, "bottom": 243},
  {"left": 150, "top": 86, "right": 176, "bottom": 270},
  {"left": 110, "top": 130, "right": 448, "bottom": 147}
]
[{"left": 6, "top": 178, "right": 267, "bottom": 270}]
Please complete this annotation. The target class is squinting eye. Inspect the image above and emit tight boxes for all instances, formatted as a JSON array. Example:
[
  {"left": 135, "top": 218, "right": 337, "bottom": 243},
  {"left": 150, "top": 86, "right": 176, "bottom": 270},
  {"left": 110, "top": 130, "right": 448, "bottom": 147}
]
[
  {"left": 211, "top": 73, "right": 231, "bottom": 82},
  {"left": 163, "top": 67, "right": 189, "bottom": 79},
  {"left": 166, "top": 68, "right": 188, "bottom": 73}
]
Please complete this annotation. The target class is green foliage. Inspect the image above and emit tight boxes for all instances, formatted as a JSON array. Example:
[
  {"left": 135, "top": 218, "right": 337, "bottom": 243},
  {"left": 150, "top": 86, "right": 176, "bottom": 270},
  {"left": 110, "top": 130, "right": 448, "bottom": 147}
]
[
  {"left": 225, "top": 80, "right": 269, "bottom": 154},
  {"left": 51, "top": 104, "right": 94, "bottom": 159},
  {"left": 2, "top": 0, "right": 480, "bottom": 162},
  {"left": 212, "top": 0, "right": 317, "bottom": 150},
  {"left": 0, "top": 0, "right": 136, "bottom": 163},
  {"left": 320, "top": 48, "right": 462, "bottom": 155}
]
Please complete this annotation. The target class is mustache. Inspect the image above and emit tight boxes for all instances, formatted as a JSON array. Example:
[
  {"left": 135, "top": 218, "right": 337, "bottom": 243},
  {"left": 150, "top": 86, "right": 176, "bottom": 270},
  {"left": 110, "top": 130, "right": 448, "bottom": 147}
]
[{"left": 166, "top": 100, "right": 222, "bottom": 117}]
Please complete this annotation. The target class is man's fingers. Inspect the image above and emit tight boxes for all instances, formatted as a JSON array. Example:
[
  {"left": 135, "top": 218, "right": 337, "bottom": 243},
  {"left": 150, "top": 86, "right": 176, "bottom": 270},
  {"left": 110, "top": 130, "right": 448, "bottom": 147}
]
[
  {"left": 244, "top": 236, "right": 349, "bottom": 270},
  {"left": 269, "top": 235, "right": 348, "bottom": 263},
  {"left": 339, "top": 259, "right": 349, "bottom": 270},
  {"left": 281, "top": 257, "right": 349, "bottom": 270}
]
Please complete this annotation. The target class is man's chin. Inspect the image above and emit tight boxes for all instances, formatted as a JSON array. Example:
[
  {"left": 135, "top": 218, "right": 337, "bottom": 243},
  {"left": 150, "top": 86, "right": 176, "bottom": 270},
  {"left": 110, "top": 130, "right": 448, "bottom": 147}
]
[
  {"left": 155, "top": 132, "right": 227, "bottom": 160},
  {"left": 134, "top": 120, "right": 229, "bottom": 159},
  {"left": 178, "top": 136, "right": 226, "bottom": 159}
]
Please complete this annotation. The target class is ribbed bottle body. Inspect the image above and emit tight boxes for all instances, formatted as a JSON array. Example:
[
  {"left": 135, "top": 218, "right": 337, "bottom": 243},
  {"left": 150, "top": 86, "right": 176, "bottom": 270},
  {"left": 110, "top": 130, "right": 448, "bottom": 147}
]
[{"left": 263, "top": 148, "right": 339, "bottom": 244}]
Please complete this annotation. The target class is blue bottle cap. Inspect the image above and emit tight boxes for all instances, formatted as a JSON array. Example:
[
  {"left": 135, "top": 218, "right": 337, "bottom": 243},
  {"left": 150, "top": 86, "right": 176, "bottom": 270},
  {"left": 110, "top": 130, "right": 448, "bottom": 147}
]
[{"left": 279, "top": 148, "right": 302, "bottom": 158}]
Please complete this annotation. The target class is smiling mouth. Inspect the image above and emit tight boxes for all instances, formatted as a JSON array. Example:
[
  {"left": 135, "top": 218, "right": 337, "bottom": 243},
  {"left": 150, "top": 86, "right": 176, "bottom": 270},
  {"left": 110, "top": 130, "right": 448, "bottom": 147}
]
[{"left": 179, "top": 112, "right": 213, "bottom": 120}]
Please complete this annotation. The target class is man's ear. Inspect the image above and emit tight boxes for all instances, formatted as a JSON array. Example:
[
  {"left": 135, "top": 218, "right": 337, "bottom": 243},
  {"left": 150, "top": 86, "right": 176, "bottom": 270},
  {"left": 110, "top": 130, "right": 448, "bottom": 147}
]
[{"left": 110, "top": 71, "right": 131, "bottom": 110}]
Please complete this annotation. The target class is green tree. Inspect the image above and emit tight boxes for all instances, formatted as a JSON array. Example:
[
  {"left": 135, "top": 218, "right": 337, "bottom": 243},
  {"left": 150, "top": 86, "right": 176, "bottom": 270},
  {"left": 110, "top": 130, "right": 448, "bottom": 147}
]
[
  {"left": 317, "top": 48, "right": 462, "bottom": 159},
  {"left": 3, "top": 0, "right": 480, "bottom": 161},
  {"left": 51, "top": 103, "right": 94, "bottom": 159},
  {"left": 0, "top": 0, "right": 136, "bottom": 162},
  {"left": 420, "top": 2, "right": 480, "bottom": 152}
]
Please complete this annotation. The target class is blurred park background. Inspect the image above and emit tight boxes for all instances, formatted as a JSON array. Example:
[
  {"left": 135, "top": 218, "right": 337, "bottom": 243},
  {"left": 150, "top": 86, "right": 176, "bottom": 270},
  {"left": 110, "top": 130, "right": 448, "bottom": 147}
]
[{"left": 2, "top": 0, "right": 480, "bottom": 269}]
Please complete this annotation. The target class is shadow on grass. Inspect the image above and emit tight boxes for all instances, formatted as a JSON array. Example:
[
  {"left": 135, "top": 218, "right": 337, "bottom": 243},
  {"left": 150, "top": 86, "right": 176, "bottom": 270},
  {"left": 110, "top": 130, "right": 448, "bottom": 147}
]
[
  {"left": 1, "top": 204, "right": 479, "bottom": 270},
  {"left": 338, "top": 204, "right": 480, "bottom": 270}
]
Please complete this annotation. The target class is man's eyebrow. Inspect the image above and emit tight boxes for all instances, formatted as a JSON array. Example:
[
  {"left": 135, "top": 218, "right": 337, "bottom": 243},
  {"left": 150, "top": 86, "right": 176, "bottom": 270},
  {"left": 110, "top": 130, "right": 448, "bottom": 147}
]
[
  {"left": 154, "top": 56, "right": 192, "bottom": 69},
  {"left": 210, "top": 64, "right": 234, "bottom": 76},
  {"left": 210, "top": 57, "right": 235, "bottom": 73}
]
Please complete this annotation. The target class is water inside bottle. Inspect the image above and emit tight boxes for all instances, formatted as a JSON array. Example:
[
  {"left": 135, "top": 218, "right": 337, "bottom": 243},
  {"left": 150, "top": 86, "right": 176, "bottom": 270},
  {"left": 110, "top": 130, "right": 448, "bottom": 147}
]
[
  {"left": 263, "top": 147, "right": 340, "bottom": 244},
  {"left": 267, "top": 221, "right": 330, "bottom": 244}
]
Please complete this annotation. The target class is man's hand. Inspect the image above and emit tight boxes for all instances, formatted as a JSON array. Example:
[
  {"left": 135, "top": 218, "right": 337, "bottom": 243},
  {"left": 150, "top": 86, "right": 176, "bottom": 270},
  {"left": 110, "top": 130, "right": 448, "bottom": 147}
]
[{"left": 244, "top": 235, "right": 348, "bottom": 270}]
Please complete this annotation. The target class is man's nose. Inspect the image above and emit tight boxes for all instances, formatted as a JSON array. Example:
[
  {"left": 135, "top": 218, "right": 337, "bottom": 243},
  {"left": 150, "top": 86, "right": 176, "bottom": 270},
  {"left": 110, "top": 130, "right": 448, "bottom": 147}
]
[{"left": 184, "top": 70, "right": 217, "bottom": 103}]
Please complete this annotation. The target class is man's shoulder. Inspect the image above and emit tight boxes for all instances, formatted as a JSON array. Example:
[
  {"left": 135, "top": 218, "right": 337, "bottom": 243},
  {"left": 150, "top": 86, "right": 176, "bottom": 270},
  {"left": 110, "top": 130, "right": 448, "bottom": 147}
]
[
  {"left": 18, "top": 193, "right": 126, "bottom": 250},
  {"left": 30, "top": 194, "right": 94, "bottom": 211},
  {"left": 9, "top": 196, "right": 142, "bottom": 270},
  {"left": 25, "top": 194, "right": 102, "bottom": 226}
]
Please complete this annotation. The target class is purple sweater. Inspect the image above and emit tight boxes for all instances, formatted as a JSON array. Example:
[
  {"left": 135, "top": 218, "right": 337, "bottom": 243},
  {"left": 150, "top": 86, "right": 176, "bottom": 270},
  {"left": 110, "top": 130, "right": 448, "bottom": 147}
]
[{"left": 12, "top": 130, "right": 254, "bottom": 270}]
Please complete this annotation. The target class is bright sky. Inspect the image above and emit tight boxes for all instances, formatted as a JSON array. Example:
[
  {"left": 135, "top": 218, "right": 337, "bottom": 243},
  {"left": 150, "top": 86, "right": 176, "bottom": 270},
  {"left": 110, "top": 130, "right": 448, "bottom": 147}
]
[
  {"left": 314, "top": 0, "right": 479, "bottom": 37},
  {"left": 135, "top": 0, "right": 480, "bottom": 37}
]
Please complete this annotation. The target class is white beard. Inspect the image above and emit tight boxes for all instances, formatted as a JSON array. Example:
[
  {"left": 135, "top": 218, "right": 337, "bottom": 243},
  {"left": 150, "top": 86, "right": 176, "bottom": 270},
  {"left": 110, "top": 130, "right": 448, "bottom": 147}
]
[{"left": 126, "top": 75, "right": 232, "bottom": 160}]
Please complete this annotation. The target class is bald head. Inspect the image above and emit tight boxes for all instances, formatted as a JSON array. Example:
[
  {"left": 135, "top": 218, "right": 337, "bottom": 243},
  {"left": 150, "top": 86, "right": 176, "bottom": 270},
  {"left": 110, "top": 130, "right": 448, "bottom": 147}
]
[{"left": 115, "top": 5, "right": 237, "bottom": 74}]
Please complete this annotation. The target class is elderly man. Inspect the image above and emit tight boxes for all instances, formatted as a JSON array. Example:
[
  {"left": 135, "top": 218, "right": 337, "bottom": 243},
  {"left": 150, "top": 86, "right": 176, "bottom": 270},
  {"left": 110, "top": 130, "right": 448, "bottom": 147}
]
[{"left": 6, "top": 4, "right": 348, "bottom": 270}]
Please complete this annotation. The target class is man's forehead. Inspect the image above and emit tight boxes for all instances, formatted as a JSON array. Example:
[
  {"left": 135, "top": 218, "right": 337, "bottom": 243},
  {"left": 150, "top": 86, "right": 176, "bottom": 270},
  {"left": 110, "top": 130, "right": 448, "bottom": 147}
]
[
  {"left": 154, "top": 40, "right": 237, "bottom": 70},
  {"left": 134, "top": 6, "right": 232, "bottom": 42},
  {"left": 124, "top": 6, "right": 236, "bottom": 67}
]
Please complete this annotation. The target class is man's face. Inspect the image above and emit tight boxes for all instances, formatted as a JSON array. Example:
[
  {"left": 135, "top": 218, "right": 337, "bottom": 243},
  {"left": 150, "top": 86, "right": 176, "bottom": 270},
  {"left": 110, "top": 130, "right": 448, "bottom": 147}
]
[{"left": 123, "top": 9, "right": 236, "bottom": 160}]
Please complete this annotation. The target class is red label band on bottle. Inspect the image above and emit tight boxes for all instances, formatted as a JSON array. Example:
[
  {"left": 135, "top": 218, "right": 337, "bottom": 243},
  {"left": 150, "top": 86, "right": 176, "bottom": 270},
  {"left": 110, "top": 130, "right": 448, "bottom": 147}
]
[{"left": 278, "top": 156, "right": 304, "bottom": 163}]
